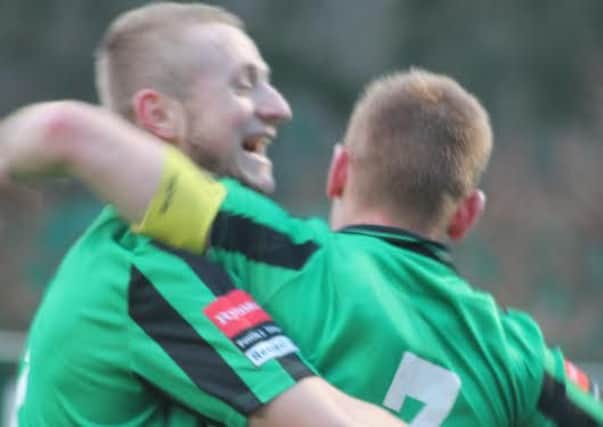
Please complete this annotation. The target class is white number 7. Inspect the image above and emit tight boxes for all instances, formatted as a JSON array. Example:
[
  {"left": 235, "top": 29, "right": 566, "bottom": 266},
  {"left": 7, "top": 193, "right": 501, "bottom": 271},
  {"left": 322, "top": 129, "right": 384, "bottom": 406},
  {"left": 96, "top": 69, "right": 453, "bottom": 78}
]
[{"left": 383, "top": 352, "right": 461, "bottom": 426}]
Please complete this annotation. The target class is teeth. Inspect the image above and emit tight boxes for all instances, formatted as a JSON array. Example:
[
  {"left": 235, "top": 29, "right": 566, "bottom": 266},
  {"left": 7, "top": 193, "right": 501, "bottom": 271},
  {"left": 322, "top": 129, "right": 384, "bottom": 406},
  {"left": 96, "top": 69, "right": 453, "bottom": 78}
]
[{"left": 243, "top": 136, "right": 272, "bottom": 153}]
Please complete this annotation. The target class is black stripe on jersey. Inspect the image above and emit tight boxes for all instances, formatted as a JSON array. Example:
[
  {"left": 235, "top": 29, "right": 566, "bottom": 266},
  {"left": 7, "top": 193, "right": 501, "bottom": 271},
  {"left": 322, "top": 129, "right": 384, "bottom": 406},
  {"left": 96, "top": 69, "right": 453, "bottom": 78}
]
[
  {"left": 275, "top": 353, "right": 315, "bottom": 381},
  {"left": 537, "top": 373, "right": 599, "bottom": 427},
  {"left": 139, "top": 244, "right": 315, "bottom": 382},
  {"left": 128, "top": 266, "right": 261, "bottom": 415},
  {"left": 153, "top": 241, "right": 235, "bottom": 296},
  {"left": 211, "top": 211, "right": 318, "bottom": 270}
]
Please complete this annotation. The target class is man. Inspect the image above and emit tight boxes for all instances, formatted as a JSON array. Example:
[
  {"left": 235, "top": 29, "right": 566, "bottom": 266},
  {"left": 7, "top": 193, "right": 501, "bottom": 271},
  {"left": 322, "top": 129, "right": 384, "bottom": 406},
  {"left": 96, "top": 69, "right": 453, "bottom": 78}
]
[
  {"left": 0, "top": 3, "right": 404, "bottom": 427},
  {"left": 2, "top": 70, "right": 602, "bottom": 425}
]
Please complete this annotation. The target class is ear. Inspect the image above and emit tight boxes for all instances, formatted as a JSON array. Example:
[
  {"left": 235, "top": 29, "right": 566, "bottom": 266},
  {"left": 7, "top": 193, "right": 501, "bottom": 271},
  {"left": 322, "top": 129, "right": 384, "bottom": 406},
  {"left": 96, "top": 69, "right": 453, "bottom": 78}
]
[
  {"left": 447, "top": 189, "right": 486, "bottom": 241},
  {"left": 326, "top": 144, "right": 349, "bottom": 199},
  {"left": 131, "top": 89, "right": 183, "bottom": 141}
]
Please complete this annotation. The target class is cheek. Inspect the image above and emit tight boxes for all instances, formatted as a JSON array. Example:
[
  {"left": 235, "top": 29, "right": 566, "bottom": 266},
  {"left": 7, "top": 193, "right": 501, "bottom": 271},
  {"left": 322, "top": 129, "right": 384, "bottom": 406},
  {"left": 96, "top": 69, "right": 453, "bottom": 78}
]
[
  {"left": 224, "top": 97, "right": 254, "bottom": 130},
  {"left": 186, "top": 95, "right": 254, "bottom": 157}
]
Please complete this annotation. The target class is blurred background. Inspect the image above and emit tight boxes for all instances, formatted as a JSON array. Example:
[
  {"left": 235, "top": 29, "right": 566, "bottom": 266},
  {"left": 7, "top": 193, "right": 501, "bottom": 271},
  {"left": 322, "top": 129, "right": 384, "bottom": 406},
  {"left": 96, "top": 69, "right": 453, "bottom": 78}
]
[{"left": 1, "top": 0, "right": 603, "bottom": 421}]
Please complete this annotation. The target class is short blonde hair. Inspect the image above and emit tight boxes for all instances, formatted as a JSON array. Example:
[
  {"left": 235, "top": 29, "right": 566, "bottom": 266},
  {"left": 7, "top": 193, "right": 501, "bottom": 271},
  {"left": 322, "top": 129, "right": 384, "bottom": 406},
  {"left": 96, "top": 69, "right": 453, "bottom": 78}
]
[
  {"left": 95, "top": 2, "right": 243, "bottom": 117},
  {"left": 345, "top": 69, "right": 493, "bottom": 230}
]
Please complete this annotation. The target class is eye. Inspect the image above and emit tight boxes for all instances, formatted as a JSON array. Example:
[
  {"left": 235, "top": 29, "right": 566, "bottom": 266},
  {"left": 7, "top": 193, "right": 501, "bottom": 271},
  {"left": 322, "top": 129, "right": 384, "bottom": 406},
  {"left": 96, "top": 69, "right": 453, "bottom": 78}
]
[
  {"left": 234, "top": 66, "right": 259, "bottom": 94},
  {"left": 234, "top": 77, "right": 254, "bottom": 93}
]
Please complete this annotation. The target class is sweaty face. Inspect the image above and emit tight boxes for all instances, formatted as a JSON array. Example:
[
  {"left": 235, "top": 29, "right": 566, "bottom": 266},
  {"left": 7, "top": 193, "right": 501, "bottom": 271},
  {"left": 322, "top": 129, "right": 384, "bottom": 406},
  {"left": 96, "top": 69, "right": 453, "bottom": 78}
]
[{"left": 181, "top": 24, "right": 291, "bottom": 193}]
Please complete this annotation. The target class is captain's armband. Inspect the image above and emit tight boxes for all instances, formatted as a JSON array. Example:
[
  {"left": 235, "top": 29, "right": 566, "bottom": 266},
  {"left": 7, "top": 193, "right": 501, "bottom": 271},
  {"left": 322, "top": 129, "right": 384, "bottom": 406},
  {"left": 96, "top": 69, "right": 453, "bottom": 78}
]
[{"left": 132, "top": 145, "right": 226, "bottom": 253}]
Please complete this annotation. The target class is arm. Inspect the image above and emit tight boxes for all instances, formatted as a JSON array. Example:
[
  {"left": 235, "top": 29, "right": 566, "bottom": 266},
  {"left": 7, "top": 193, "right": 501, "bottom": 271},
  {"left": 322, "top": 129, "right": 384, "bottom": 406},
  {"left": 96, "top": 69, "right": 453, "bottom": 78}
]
[
  {"left": 0, "top": 101, "right": 165, "bottom": 222},
  {"left": 0, "top": 100, "right": 317, "bottom": 255},
  {"left": 0, "top": 100, "right": 222, "bottom": 251},
  {"left": 533, "top": 348, "right": 603, "bottom": 425},
  {"left": 250, "top": 377, "right": 405, "bottom": 427},
  {"left": 504, "top": 310, "right": 603, "bottom": 426}
]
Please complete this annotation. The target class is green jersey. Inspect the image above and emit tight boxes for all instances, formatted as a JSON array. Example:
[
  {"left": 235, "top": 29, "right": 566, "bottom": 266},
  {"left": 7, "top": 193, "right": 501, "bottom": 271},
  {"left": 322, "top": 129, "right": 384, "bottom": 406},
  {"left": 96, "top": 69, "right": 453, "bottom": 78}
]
[
  {"left": 14, "top": 207, "right": 313, "bottom": 427},
  {"left": 184, "top": 179, "right": 601, "bottom": 427}
]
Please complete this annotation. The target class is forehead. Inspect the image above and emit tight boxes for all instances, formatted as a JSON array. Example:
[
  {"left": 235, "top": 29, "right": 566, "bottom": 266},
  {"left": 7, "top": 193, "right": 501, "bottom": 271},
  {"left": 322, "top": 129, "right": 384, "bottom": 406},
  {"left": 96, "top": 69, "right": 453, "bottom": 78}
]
[{"left": 185, "top": 23, "right": 269, "bottom": 77}]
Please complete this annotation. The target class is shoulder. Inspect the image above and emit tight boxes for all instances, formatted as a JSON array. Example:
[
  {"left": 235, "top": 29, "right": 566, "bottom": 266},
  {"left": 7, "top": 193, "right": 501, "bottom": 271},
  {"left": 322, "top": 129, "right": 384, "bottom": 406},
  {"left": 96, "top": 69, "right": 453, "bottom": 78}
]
[{"left": 216, "top": 178, "right": 331, "bottom": 245}]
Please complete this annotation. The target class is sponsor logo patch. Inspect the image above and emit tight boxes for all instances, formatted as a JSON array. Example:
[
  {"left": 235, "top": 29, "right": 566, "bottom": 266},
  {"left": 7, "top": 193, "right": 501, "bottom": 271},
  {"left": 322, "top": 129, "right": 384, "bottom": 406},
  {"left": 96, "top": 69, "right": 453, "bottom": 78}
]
[{"left": 204, "top": 290, "right": 298, "bottom": 366}]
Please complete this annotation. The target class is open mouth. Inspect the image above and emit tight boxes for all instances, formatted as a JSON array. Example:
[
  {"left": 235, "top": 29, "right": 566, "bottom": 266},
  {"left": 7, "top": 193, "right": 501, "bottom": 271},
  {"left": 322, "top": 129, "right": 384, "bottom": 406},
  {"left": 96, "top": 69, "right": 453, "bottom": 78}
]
[
  {"left": 242, "top": 135, "right": 272, "bottom": 156},
  {"left": 238, "top": 134, "right": 276, "bottom": 192}
]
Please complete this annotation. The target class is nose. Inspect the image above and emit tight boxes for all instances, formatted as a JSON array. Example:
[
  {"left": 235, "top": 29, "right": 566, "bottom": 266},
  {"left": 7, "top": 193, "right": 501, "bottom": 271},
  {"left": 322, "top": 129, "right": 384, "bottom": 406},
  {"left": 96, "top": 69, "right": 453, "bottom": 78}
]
[{"left": 256, "top": 83, "right": 292, "bottom": 125}]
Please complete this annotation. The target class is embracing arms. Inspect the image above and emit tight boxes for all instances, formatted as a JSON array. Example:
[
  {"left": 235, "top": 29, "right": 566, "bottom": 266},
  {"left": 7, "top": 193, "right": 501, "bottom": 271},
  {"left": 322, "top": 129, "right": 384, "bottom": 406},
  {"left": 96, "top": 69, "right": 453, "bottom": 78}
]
[{"left": 0, "top": 101, "right": 405, "bottom": 427}]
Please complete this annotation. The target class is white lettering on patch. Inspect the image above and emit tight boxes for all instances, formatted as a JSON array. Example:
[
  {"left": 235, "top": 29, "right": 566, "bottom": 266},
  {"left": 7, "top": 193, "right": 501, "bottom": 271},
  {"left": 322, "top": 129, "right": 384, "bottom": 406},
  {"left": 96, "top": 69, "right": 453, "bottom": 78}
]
[{"left": 244, "top": 335, "right": 299, "bottom": 366}]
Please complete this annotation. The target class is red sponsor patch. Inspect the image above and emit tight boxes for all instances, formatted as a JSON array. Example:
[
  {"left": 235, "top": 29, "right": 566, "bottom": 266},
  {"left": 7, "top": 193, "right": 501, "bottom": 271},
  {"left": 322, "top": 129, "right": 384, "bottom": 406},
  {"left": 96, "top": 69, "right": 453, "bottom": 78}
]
[
  {"left": 204, "top": 290, "right": 272, "bottom": 338},
  {"left": 564, "top": 360, "right": 590, "bottom": 392}
]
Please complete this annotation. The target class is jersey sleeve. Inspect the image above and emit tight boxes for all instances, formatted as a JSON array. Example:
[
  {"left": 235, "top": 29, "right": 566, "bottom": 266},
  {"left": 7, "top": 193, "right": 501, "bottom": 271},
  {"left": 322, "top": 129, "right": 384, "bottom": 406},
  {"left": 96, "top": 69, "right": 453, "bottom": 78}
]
[
  {"left": 503, "top": 310, "right": 603, "bottom": 426},
  {"left": 205, "top": 178, "right": 328, "bottom": 300},
  {"left": 133, "top": 146, "right": 329, "bottom": 301},
  {"left": 535, "top": 347, "right": 603, "bottom": 426},
  {"left": 125, "top": 238, "right": 315, "bottom": 426}
]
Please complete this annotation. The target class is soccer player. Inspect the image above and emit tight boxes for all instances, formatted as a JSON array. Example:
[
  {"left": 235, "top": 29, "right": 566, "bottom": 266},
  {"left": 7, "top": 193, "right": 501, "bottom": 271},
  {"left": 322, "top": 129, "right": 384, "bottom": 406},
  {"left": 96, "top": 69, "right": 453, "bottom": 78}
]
[
  {"left": 0, "top": 3, "right": 405, "bottom": 427},
  {"left": 2, "top": 70, "right": 602, "bottom": 426}
]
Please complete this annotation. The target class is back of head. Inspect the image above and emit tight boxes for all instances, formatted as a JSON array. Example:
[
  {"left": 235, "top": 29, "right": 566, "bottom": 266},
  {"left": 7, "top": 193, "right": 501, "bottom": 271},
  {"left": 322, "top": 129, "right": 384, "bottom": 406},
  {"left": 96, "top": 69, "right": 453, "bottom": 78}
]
[
  {"left": 344, "top": 69, "right": 493, "bottom": 233},
  {"left": 95, "top": 2, "right": 243, "bottom": 118}
]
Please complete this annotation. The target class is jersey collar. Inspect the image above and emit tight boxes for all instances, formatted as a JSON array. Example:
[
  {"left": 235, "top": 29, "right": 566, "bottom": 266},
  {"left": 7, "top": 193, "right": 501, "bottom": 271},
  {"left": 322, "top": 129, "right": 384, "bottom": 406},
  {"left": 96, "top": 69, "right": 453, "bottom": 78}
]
[{"left": 339, "top": 224, "right": 456, "bottom": 271}]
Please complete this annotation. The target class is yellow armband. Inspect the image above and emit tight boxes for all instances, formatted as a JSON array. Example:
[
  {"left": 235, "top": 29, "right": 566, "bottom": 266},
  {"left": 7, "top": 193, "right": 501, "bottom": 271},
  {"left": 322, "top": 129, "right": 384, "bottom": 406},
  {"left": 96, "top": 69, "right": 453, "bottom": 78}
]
[{"left": 132, "top": 145, "right": 226, "bottom": 253}]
